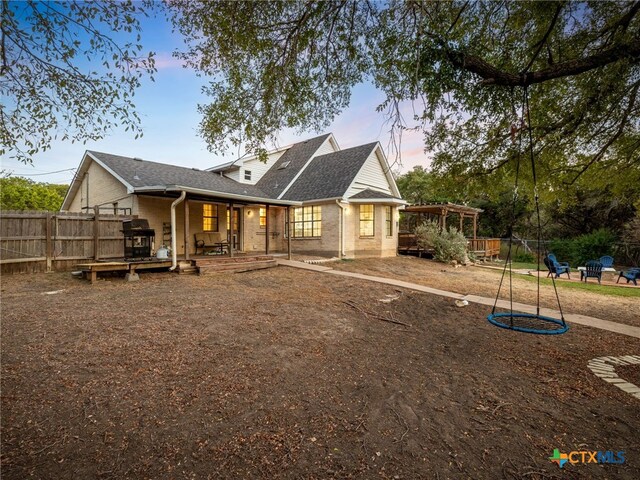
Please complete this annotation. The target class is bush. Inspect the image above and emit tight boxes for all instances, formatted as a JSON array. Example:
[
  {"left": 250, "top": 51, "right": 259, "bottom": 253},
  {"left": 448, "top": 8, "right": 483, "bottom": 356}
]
[
  {"left": 513, "top": 250, "right": 535, "bottom": 263},
  {"left": 415, "top": 221, "right": 469, "bottom": 264},
  {"left": 548, "top": 228, "right": 617, "bottom": 266},
  {"left": 572, "top": 229, "right": 616, "bottom": 265}
]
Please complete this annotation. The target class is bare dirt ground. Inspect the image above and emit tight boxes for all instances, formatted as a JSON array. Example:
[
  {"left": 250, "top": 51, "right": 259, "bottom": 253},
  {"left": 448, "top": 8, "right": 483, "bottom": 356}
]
[
  {"left": 2, "top": 267, "right": 639, "bottom": 479},
  {"left": 331, "top": 256, "right": 640, "bottom": 329}
]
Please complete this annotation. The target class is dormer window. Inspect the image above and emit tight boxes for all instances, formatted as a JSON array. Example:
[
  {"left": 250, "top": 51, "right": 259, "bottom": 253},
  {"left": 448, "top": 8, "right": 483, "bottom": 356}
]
[{"left": 244, "top": 170, "right": 252, "bottom": 181}]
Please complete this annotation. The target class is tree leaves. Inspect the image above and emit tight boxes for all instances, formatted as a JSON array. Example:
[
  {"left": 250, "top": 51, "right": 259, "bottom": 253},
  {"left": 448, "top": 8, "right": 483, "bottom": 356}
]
[
  {"left": 0, "top": 176, "right": 68, "bottom": 211},
  {"left": 170, "top": 1, "right": 639, "bottom": 192},
  {"left": 1, "top": 0, "right": 157, "bottom": 164}
]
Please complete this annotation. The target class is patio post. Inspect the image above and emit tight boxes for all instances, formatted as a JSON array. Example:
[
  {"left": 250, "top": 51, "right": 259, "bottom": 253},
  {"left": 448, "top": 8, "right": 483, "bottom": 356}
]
[
  {"left": 287, "top": 206, "right": 292, "bottom": 260},
  {"left": 265, "top": 204, "right": 270, "bottom": 255},
  {"left": 183, "top": 198, "right": 190, "bottom": 261},
  {"left": 228, "top": 202, "right": 234, "bottom": 257},
  {"left": 459, "top": 213, "right": 464, "bottom": 233},
  {"left": 473, "top": 213, "right": 478, "bottom": 239}
]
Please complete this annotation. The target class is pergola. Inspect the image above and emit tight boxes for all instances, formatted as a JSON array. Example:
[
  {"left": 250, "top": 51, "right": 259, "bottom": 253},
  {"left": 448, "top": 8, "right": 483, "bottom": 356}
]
[{"left": 403, "top": 203, "right": 483, "bottom": 239}]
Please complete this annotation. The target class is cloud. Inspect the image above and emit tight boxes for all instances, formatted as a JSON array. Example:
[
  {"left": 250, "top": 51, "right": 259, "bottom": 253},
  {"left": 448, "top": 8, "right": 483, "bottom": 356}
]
[{"left": 153, "top": 53, "right": 186, "bottom": 70}]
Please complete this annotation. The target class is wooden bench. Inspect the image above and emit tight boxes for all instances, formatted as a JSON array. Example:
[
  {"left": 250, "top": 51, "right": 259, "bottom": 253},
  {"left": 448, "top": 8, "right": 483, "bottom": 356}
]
[{"left": 194, "top": 232, "right": 229, "bottom": 255}]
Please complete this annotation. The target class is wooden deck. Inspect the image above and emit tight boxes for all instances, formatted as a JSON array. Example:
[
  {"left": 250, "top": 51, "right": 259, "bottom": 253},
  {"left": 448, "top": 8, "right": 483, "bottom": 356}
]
[
  {"left": 75, "top": 255, "right": 279, "bottom": 283},
  {"left": 398, "top": 233, "right": 501, "bottom": 260},
  {"left": 75, "top": 260, "right": 173, "bottom": 284},
  {"left": 467, "top": 238, "right": 501, "bottom": 260}
]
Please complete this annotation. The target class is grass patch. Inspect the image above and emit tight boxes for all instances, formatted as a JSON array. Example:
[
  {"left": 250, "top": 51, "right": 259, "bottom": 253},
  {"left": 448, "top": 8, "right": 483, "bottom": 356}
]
[
  {"left": 508, "top": 262, "right": 543, "bottom": 271},
  {"left": 515, "top": 273, "right": 640, "bottom": 298}
]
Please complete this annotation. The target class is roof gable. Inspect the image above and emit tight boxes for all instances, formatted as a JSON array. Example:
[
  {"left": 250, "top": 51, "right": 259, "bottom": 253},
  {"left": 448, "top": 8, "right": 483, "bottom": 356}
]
[
  {"left": 344, "top": 145, "right": 401, "bottom": 199},
  {"left": 255, "top": 133, "right": 331, "bottom": 198},
  {"left": 282, "top": 142, "right": 378, "bottom": 201}
]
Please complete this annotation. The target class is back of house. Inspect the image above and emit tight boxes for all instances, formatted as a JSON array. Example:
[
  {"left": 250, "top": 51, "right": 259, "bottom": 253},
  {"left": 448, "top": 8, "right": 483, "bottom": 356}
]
[{"left": 61, "top": 133, "right": 406, "bottom": 259}]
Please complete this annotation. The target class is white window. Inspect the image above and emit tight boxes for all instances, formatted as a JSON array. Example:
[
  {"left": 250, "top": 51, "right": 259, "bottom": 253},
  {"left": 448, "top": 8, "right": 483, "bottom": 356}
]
[
  {"left": 359, "top": 205, "right": 374, "bottom": 237},
  {"left": 292, "top": 206, "right": 321, "bottom": 237}
]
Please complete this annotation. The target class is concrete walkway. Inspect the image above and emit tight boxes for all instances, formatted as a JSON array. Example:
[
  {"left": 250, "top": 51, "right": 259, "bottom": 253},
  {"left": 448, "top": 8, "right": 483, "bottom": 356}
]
[{"left": 276, "top": 259, "right": 640, "bottom": 339}]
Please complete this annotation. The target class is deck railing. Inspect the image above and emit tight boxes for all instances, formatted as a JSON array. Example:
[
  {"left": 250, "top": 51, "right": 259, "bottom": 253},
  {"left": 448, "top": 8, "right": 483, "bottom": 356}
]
[
  {"left": 467, "top": 238, "right": 501, "bottom": 258},
  {"left": 398, "top": 233, "right": 501, "bottom": 259}
]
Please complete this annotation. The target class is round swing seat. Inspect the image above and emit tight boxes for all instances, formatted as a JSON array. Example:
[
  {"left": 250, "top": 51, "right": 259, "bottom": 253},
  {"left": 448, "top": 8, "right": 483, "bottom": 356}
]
[{"left": 487, "top": 312, "right": 568, "bottom": 335}]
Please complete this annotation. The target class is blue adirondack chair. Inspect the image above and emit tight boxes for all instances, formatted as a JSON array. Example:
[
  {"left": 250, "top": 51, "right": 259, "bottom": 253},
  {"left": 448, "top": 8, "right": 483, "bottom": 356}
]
[
  {"left": 581, "top": 260, "right": 603, "bottom": 284},
  {"left": 617, "top": 267, "right": 640, "bottom": 286},
  {"left": 599, "top": 256, "right": 614, "bottom": 268},
  {"left": 544, "top": 253, "right": 571, "bottom": 279}
]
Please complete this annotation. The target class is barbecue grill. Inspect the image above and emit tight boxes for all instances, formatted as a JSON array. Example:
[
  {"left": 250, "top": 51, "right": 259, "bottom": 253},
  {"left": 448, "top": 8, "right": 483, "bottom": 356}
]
[{"left": 122, "top": 219, "right": 155, "bottom": 259}]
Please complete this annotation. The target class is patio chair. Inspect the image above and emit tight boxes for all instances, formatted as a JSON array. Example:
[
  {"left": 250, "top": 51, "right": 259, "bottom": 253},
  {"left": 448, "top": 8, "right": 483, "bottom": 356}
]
[
  {"left": 617, "top": 267, "right": 640, "bottom": 286},
  {"left": 599, "top": 255, "right": 614, "bottom": 268},
  {"left": 544, "top": 254, "right": 571, "bottom": 279},
  {"left": 580, "top": 260, "right": 603, "bottom": 284}
]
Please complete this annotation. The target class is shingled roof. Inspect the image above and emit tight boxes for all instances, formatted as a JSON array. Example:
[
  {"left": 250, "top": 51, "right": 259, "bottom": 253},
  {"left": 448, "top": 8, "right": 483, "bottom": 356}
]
[
  {"left": 349, "top": 188, "right": 399, "bottom": 200},
  {"left": 255, "top": 133, "right": 331, "bottom": 198},
  {"left": 281, "top": 143, "right": 378, "bottom": 201},
  {"left": 87, "top": 151, "right": 271, "bottom": 199}
]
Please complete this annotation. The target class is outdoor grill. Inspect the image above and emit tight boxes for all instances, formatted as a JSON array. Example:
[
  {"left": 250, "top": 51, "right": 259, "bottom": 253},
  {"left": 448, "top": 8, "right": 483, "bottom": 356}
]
[{"left": 122, "top": 219, "right": 155, "bottom": 259}]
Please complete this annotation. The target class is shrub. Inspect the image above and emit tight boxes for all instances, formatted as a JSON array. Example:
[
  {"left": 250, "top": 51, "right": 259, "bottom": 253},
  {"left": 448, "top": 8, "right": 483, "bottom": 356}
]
[
  {"left": 572, "top": 228, "right": 616, "bottom": 265},
  {"left": 513, "top": 250, "right": 535, "bottom": 263},
  {"left": 415, "top": 221, "right": 469, "bottom": 264},
  {"left": 549, "top": 228, "right": 617, "bottom": 266},
  {"left": 547, "top": 238, "right": 574, "bottom": 265}
]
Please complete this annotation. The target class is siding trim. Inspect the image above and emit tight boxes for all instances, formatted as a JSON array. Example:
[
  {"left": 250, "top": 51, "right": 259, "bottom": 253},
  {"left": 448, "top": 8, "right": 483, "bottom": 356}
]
[{"left": 344, "top": 144, "right": 401, "bottom": 199}]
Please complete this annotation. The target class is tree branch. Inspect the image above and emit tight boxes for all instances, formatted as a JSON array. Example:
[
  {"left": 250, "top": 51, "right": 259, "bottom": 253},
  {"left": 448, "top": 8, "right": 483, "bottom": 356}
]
[
  {"left": 567, "top": 80, "right": 640, "bottom": 184},
  {"left": 523, "top": 1, "right": 564, "bottom": 73},
  {"left": 447, "top": 38, "right": 640, "bottom": 86}
]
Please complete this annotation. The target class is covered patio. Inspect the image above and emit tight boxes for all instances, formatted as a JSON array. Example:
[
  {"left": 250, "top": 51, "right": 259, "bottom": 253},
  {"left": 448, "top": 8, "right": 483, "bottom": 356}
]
[{"left": 130, "top": 186, "right": 302, "bottom": 267}]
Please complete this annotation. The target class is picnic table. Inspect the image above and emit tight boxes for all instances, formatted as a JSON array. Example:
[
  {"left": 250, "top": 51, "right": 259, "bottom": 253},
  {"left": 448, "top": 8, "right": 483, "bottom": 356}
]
[{"left": 577, "top": 266, "right": 617, "bottom": 273}]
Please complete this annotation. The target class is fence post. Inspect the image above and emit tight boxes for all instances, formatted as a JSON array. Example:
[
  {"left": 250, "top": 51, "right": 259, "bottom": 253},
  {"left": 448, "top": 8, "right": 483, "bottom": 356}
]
[
  {"left": 94, "top": 206, "right": 100, "bottom": 261},
  {"left": 45, "top": 212, "right": 53, "bottom": 272}
]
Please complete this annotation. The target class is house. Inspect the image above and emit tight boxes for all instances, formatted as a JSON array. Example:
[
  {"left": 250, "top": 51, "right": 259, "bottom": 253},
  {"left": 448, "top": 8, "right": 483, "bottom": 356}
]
[{"left": 61, "top": 133, "right": 406, "bottom": 260}]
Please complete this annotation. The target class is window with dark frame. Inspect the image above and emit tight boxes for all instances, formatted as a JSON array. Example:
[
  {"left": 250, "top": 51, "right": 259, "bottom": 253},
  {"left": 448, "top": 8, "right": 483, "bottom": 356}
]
[
  {"left": 385, "top": 206, "right": 393, "bottom": 236},
  {"left": 359, "top": 204, "right": 375, "bottom": 237},
  {"left": 244, "top": 170, "right": 252, "bottom": 181},
  {"left": 203, "top": 204, "right": 219, "bottom": 232},
  {"left": 292, "top": 206, "right": 321, "bottom": 237}
]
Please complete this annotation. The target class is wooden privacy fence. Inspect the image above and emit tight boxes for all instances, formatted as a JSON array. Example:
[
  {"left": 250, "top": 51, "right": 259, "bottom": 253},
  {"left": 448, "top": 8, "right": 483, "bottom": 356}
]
[{"left": 0, "top": 208, "right": 134, "bottom": 274}]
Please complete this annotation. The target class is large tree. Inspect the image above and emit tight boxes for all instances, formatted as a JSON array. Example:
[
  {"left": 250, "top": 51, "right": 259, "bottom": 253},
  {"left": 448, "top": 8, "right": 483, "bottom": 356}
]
[
  {"left": 1, "top": 0, "right": 156, "bottom": 163},
  {"left": 170, "top": 0, "right": 639, "bottom": 191}
]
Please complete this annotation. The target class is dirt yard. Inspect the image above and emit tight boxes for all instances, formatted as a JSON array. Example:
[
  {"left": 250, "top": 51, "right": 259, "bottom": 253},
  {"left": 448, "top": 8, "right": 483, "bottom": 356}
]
[
  {"left": 331, "top": 256, "right": 640, "bottom": 328},
  {"left": 2, "top": 266, "right": 639, "bottom": 479}
]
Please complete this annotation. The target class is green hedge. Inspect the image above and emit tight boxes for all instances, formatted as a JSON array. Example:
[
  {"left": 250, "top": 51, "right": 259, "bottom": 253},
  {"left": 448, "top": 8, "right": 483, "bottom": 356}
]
[{"left": 548, "top": 229, "right": 617, "bottom": 267}]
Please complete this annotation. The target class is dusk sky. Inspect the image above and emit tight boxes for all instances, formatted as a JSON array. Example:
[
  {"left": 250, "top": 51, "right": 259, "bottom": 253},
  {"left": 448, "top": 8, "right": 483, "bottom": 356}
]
[{"left": 3, "top": 9, "right": 429, "bottom": 185}]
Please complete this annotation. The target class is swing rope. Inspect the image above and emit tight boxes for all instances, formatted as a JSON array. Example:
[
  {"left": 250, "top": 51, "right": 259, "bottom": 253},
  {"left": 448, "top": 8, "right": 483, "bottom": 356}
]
[{"left": 488, "top": 86, "right": 567, "bottom": 335}]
